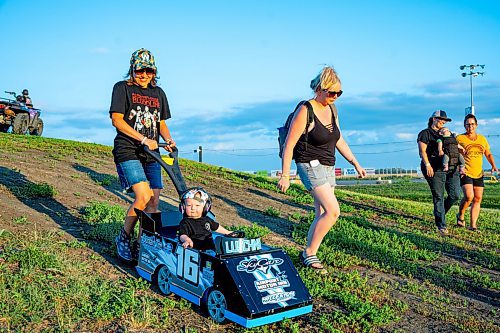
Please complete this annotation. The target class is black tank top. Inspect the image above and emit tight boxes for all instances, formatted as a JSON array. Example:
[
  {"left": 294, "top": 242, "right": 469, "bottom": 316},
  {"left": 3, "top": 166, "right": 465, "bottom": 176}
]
[{"left": 293, "top": 110, "right": 340, "bottom": 166}]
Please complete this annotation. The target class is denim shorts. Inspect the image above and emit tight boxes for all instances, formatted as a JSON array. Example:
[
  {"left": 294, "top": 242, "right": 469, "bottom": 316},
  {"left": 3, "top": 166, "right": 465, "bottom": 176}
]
[
  {"left": 116, "top": 160, "right": 163, "bottom": 192},
  {"left": 296, "top": 161, "right": 336, "bottom": 191}
]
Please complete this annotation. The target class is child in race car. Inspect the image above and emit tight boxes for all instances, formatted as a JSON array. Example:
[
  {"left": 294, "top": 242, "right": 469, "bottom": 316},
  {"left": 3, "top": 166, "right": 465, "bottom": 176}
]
[{"left": 178, "top": 188, "right": 232, "bottom": 250}]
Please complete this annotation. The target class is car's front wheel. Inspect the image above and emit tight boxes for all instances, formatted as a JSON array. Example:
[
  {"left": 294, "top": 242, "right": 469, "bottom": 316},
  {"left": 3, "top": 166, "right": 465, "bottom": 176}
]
[
  {"left": 156, "top": 266, "right": 172, "bottom": 295},
  {"left": 206, "top": 289, "right": 227, "bottom": 323}
]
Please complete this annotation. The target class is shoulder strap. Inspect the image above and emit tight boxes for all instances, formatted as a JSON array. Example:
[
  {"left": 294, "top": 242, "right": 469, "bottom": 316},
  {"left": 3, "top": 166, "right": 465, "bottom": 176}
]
[
  {"left": 301, "top": 101, "right": 314, "bottom": 150},
  {"left": 329, "top": 103, "right": 339, "bottom": 128},
  {"left": 303, "top": 101, "right": 314, "bottom": 127}
]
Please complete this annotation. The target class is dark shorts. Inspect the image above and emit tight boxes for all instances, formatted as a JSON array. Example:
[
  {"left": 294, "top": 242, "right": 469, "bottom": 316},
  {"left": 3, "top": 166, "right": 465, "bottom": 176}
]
[
  {"left": 460, "top": 175, "right": 484, "bottom": 187},
  {"left": 296, "top": 162, "right": 336, "bottom": 191},
  {"left": 116, "top": 160, "right": 163, "bottom": 192}
]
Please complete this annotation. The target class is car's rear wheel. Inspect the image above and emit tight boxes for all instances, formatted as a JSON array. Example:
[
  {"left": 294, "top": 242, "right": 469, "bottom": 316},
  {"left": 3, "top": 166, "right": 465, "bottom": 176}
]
[
  {"left": 206, "top": 289, "right": 227, "bottom": 323},
  {"left": 29, "top": 118, "right": 44, "bottom": 136},
  {"left": 12, "top": 114, "right": 28, "bottom": 135},
  {"left": 157, "top": 266, "right": 172, "bottom": 295}
]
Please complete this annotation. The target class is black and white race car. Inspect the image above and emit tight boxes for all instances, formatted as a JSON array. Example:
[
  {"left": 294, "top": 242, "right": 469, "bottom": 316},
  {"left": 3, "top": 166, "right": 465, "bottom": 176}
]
[{"left": 133, "top": 146, "right": 313, "bottom": 328}]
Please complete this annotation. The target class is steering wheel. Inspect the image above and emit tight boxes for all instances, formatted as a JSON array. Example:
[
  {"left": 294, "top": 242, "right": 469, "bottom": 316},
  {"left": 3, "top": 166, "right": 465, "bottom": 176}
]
[{"left": 227, "top": 230, "right": 246, "bottom": 238}]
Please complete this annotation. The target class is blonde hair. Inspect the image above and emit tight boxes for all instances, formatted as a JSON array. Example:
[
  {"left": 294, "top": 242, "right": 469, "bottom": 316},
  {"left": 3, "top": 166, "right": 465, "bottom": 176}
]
[{"left": 310, "top": 66, "right": 341, "bottom": 92}]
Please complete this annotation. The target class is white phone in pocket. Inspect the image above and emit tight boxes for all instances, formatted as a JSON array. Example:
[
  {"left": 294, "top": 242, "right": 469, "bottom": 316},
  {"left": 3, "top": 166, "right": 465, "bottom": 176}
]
[{"left": 309, "top": 159, "right": 320, "bottom": 167}]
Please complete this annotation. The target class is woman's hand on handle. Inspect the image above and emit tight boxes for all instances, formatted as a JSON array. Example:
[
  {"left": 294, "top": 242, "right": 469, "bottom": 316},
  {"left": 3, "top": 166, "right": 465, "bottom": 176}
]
[
  {"left": 163, "top": 138, "right": 176, "bottom": 152},
  {"left": 144, "top": 138, "right": 158, "bottom": 150}
]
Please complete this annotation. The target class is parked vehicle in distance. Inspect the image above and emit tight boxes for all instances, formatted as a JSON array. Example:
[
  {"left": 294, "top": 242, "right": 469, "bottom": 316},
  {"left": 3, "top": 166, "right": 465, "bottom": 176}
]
[
  {"left": 0, "top": 91, "right": 44, "bottom": 135},
  {"left": 484, "top": 175, "right": 498, "bottom": 183}
]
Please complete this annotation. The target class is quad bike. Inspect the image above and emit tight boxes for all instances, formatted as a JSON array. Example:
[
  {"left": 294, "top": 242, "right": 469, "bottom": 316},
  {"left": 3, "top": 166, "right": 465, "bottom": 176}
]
[
  {"left": 132, "top": 144, "right": 313, "bottom": 328},
  {"left": 0, "top": 91, "right": 44, "bottom": 135}
]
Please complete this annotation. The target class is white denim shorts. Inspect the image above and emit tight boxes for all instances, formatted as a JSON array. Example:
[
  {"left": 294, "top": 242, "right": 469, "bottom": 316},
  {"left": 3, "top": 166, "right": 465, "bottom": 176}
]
[{"left": 296, "top": 161, "right": 336, "bottom": 191}]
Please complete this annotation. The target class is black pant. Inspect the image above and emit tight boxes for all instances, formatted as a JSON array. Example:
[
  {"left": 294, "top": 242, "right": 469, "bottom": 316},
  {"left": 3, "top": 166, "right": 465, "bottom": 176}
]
[{"left": 423, "top": 167, "right": 461, "bottom": 230}]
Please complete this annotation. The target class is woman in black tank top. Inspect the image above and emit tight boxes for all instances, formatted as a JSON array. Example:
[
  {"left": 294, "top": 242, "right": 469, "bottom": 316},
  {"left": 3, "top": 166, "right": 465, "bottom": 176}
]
[{"left": 277, "top": 67, "right": 366, "bottom": 273}]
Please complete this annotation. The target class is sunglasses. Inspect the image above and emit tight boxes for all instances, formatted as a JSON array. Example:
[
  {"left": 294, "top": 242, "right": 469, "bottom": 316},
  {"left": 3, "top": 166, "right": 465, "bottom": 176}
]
[
  {"left": 134, "top": 68, "right": 155, "bottom": 75},
  {"left": 464, "top": 123, "right": 477, "bottom": 127},
  {"left": 323, "top": 89, "right": 343, "bottom": 98}
]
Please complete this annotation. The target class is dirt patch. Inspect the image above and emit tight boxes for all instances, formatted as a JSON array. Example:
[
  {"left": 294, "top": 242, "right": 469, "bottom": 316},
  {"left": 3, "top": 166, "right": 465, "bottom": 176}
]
[{"left": 0, "top": 141, "right": 498, "bottom": 333}]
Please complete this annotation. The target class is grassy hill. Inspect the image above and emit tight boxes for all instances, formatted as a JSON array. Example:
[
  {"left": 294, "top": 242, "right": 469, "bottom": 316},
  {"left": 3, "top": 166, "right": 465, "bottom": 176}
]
[{"left": 0, "top": 133, "right": 498, "bottom": 333}]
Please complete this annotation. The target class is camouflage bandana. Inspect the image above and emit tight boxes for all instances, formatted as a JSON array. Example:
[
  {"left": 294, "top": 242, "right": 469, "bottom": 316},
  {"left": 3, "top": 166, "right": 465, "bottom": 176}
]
[{"left": 130, "top": 48, "right": 157, "bottom": 71}]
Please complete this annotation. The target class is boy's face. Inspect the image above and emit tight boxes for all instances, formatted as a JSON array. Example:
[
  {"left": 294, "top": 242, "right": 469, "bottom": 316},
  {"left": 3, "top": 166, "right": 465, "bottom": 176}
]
[
  {"left": 185, "top": 197, "right": 204, "bottom": 218},
  {"left": 439, "top": 128, "right": 451, "bottom": 136}
]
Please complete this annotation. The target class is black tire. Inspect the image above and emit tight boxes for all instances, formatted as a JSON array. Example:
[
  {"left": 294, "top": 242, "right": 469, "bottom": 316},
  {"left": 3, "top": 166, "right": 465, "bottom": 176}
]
[
  {"left": 0, "top": 124, "right": 9, "bottom": 132},
  {"left": 29, "top": 118, "right": 44, "bottom": 136},
  {"left": 206, "top": 289, "right": 227, "bottom": 323},
  {"left": 12, "top": 114, "right": 28, "bottom": 135},
  {"left": 156, "top": 266, "right": 172, "bottom": 295}
]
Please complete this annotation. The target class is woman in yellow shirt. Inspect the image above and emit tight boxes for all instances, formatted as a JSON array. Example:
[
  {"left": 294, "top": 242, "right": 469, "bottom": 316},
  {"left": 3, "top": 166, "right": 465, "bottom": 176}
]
[{"left": 456, "top": 114, "right": 498, "bottom": 231}]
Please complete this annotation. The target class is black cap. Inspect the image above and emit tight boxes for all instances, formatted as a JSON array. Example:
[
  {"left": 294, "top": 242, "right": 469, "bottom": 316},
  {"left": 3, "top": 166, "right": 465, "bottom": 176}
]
[{"left": 430, "top": 110, "right": 451, "bottom": 122}]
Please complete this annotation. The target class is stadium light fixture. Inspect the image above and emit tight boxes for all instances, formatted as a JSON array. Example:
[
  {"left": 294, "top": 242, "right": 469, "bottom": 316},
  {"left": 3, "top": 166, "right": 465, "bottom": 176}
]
[{"left": 460, "top": 64, "right": 485, "bottom": 115}]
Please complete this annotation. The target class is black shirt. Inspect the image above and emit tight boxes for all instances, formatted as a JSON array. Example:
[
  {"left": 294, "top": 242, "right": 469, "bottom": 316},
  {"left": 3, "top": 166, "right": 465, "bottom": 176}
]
[
  {"left": 178, "top": 216, "right": 220, "bottom": 251},
  {"left": 417, "top": 127, "right": 442, "bottom": 170},
  {"left": 293, "top": 108, "right": 341, "bottom": 166},
  {"left": 109, "top": 81, "right": 170, "bottom": 164}
]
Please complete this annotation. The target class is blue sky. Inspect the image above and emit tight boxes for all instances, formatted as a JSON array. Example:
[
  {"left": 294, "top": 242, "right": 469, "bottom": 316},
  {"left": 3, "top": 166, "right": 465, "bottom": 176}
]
[{"left": 1, "top": 0, "right": 499, "bottom": 172}]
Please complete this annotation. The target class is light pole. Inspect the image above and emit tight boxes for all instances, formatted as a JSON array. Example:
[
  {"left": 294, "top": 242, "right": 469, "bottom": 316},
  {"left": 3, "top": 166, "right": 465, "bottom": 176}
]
[{"left": 460, "top": 64, "right": 485, "bottom": 116}]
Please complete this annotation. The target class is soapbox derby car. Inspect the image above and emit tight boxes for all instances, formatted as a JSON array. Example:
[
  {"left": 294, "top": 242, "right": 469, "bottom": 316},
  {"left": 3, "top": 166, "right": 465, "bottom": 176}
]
[{"left": 133, "top": 144, "right": 313, "bottom": 328}]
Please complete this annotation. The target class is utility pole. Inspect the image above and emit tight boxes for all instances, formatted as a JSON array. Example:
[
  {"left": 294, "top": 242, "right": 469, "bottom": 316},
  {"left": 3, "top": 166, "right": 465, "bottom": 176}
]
[
  {"left": 193, "top": 146, "right": 203, "bottom": 163},
  {"left": 460, "top": 64, "right": 485, "bottom": 116}
]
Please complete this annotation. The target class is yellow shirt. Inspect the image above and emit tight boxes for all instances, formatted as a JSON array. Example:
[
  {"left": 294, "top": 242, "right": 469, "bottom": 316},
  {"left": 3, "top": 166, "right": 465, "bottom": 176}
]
[{"left": 456, "top": 134, "right": 490, "bottom": 178}]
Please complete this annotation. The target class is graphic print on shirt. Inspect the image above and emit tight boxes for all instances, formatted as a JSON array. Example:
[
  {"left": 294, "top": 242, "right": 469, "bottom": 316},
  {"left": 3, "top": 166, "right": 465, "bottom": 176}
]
[{"left": 130, "top": 93, "right": 160, "bottom": 139}]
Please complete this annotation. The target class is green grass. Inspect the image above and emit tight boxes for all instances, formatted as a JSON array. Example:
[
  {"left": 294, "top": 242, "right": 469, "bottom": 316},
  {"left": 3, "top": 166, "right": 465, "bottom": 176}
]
[
  {"left": 345, "top": 179, "right": 500, "bottom": 209},
  {"left": 0, "top": 230, "right": 190, "bottom": 332},
  {"left": 1, "top": 134, "right": 498, "bottom": 333}
]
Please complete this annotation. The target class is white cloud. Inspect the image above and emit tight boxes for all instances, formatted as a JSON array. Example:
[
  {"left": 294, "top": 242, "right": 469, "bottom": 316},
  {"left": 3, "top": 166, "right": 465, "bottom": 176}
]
[{"left": 395, "top": 132, "right": 415, "bottom": 139}]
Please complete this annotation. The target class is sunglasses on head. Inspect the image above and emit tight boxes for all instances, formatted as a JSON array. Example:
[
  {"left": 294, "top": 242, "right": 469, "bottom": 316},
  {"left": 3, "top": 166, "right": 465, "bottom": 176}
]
[
  {"left": 134, "top": 68, "right": 155, "bottom": 75},
  {"left": 323, "top": 89, "right": 343, "bottom": 98}
]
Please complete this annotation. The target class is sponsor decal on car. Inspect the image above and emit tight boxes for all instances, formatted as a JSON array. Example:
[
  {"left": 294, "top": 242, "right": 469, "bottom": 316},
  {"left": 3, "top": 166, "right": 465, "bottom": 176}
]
[
  {"left": 261, "top": 291, "right": 296, "bottom": 304},
  {"left": 236, "top": 257, "right": 284, "bottom": 274},
  {"left": 223, "top": 238, "right": 262, "bottom": 254},
  {"left": 254, "top": 272, "right": 290, "bottom": 292},
  {"left": 141, "top": 234, "right": 164, "bottom": 250}
]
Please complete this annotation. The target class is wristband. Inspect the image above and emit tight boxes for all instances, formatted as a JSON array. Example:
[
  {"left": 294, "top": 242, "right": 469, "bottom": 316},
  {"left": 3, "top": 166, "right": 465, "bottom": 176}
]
[
  {"left": 281, "top": 174, "right": 290, "bottom": 179},
  {"left": 140, "top": 136, "right": 147, "bottom": 145},
  {"left": 425, "top": 163, "right": 431, "bottom": 167}
]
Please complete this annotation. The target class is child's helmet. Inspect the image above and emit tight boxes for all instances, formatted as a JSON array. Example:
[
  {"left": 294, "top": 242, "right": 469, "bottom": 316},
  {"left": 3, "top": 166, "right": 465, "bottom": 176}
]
[
  {"left": 179, "top": 187, "right": 212, "bottom": 216},
  {"left": 22, "top": 89, "right": 29, "bottom": 96}
]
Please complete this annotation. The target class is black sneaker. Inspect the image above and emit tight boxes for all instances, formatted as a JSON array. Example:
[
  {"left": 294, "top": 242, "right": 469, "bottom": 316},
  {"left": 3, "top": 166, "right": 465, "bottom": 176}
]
[{"left": 115, "top": 228, "right": 132, "bottom": 262}]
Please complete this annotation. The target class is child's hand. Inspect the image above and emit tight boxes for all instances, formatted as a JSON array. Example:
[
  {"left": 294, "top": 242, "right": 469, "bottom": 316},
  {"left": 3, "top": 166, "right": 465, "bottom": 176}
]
[{"left": 182, "top": 237, "right": 193, "bottom": 249}]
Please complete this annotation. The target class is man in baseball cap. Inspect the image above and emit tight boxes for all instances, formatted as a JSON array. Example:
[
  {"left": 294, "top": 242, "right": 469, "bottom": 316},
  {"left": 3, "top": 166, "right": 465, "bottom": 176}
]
[{"left": 431, "top": 110, "right": 452, "bottom": 122}]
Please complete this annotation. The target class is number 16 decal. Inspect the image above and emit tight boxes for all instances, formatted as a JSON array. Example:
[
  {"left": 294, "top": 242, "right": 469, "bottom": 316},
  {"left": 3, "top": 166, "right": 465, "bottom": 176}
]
[{"left": 176, "top": 246, "right": 200, "bottom": 285}]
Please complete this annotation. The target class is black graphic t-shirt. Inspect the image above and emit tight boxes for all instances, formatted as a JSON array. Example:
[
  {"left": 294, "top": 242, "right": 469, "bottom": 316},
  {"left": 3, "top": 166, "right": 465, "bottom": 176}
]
[
  {"left": 109, "top": 81, "right": 171, "bottom": 163},
  {"left": 417, "top": 127, "right": 442, "bottom": 171},
  {"left": 178, "top": 216, "right": 220, "bottom": 251}
]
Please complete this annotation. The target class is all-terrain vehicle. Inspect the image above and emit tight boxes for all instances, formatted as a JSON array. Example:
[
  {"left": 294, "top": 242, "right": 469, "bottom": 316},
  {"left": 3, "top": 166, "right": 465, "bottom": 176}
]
[
  {"left": 132, "top": 144, "right": 313, "bottom": 328},
  {"left": 0, "top": 91, "right": 44, "bottom": 135}
]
